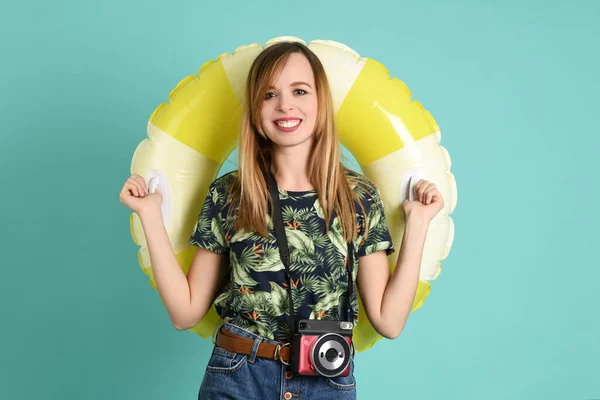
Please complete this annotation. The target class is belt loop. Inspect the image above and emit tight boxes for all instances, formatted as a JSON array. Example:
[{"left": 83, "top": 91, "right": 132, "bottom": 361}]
[{"left": 248, "top": 336, "right": 263, "bottom": 364}]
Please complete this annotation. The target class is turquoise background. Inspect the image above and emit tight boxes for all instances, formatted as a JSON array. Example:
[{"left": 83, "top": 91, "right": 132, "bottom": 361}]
[{"left": 1, "top": 0, "right": 599, "bottom": 399}]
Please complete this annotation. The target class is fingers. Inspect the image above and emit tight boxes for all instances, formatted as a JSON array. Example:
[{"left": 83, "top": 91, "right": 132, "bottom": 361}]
[
  {"left": 414, "top": 180, "right": 430, "bottom": 203},
  {"left": 132, "top": 174, "right": 149, "bottom": 196},
  {"left": 133, "top": 174, "right": 149, "bottom": 195},
  {"left": 414, "top": 179, "right": 442, "bottom": 205},
  {"left": 121, "top": 174, "right": 148, "bottom": 197}
]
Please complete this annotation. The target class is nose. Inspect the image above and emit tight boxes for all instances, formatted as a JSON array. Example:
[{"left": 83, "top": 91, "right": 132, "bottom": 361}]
[{"left": 276, "top": 92, "right": 294, "bottom": 112}]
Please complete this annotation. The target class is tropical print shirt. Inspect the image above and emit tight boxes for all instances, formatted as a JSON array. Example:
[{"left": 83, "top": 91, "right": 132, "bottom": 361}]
[{"left": 189, "top": 169, "right": 395, "bottom": 341}]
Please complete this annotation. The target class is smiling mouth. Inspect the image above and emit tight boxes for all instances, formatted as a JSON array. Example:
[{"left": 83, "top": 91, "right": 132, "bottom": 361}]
[{"left": 274, "top": 119, "right": 302, "bottom": 128}]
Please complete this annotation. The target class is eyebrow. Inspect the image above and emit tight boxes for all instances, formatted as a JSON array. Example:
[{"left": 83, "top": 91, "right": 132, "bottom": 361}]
[{"left": 268, "top": 81, "right": 313, "bottom": 90}]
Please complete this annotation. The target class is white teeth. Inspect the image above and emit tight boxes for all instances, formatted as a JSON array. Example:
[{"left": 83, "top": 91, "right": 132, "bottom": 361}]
[{"left": 275, "top": 119, "right": 301, "bottom": 128}]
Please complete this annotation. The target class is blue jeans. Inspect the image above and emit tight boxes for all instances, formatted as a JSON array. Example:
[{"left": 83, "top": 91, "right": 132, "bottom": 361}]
[{"left": 198, "top": 323, "right": 357, "bottom": 399}]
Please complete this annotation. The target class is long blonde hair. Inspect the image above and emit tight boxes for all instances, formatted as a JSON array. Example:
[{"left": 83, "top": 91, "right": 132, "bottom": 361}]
[{"left": 231, "top": 41, "right": 366, "bottom": 242}]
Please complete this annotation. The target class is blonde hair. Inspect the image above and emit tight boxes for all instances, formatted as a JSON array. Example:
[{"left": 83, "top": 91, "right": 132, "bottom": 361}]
[{"left": 231, "top": 41, "right": 367, "bottom": 242}]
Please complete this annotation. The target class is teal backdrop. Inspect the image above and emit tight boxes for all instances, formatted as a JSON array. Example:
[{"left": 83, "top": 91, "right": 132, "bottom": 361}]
[{"left": 1, "top": 0, "right": 599, "bottom": 399}]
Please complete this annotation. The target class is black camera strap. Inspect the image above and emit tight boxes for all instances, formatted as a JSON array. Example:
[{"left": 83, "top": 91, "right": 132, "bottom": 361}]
[{"left": 266, "top": 169, "right": 354, "bottom": 337}]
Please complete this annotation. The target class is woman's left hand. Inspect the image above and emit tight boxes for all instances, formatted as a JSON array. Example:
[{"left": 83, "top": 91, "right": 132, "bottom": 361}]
[{"left": 401, "top": 179, "right": 445, "bottom": 223}]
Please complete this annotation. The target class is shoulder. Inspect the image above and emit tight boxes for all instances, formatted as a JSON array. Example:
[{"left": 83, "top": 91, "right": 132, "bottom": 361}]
[
  {"left": 209, "top": 170, "right": 239, "bottom": 193},
  {"left": 202, "top": 171, "right": 239, "bottom": 213},
  {"left": 343, "top": 168, "right": 385, "bottom": 221},
  {"left": 343, "top": 168, "right": 379, "bottom": 199}
]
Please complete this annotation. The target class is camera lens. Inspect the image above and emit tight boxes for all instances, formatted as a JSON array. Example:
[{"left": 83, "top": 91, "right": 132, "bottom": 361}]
[
  {"left": 299, "top": 322, "right": 307, "bottom": 330},
  {"left": 312, "top": 334, "right": 351, "bottom": 377},
  {"left": 325, "top": 348, "right": 338, "bottom": 362}
]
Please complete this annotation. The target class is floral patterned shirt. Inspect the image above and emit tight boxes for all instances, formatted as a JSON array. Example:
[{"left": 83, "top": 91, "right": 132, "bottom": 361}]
[{"left": 189, "top": 169, "right": 394, "bottom": 341}]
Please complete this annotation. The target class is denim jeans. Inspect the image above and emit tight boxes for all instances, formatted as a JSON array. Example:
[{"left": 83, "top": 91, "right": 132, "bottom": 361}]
[{"left": 198, "top": 323, "right": 357, "bottom": 399}]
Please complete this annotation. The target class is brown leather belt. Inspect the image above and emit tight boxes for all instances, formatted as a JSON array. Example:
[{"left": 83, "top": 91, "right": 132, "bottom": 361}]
[{"left": 215, "top": 327, "right": 291, "bottom": 364}]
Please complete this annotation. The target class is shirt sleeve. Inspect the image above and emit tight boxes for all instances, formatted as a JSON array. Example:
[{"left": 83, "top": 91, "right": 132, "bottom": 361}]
[
  {"left": 188, "top": 180, "right": 229, "bottom": 254},
  {"left": 357, "top": 185, "right": 395, "bottom": 257}
]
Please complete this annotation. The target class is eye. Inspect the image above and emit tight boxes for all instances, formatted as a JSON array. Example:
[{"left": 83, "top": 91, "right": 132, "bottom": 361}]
[
  {"left": 295, "top": 89, "right": 307, "bottom": 95},
  {"left": 264, "top": 92, "right": 276, "bottom": 99}
]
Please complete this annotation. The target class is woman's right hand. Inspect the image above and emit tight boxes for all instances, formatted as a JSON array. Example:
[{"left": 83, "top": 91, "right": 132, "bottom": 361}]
[{"left": 119, "top": 174, "right": 163, "bottom": 216}]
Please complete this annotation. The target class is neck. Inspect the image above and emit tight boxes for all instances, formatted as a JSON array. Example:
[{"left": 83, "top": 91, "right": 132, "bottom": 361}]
[{"left": 269, "top": 142, "right": 313, "bottom": 191}]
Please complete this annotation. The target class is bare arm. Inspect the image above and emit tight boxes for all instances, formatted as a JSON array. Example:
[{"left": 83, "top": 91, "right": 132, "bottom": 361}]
[
  {"left": 357, "top": 214, "right": 429, "bottom": 339},
  {"left": 139, "top": 206, "right": 229, "bottom": 330}
]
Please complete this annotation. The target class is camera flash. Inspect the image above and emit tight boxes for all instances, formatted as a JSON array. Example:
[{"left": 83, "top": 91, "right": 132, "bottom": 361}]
[{"left": 339, "top": 322, "right": 354, "bottom": 330}]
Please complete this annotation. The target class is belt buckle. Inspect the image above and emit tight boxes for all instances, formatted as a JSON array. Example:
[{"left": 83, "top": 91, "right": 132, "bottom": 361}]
[{"left": 274, "top": 342, "right": 291, "bottom": 366}]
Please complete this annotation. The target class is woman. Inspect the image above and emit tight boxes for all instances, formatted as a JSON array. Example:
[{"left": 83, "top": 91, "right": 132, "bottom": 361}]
[{"left": 119, "top": 41, "right": 444, "bottom": 399}]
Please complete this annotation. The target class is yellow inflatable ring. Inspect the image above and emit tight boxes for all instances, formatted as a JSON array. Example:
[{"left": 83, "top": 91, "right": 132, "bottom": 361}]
[{"left": 129, "top": 36, "right": 457, "bottom": 352}]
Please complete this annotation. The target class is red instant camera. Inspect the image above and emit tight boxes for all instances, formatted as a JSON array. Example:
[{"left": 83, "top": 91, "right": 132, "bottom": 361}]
[{"left": 290, "top": 319, "right": 354, "bottom": 377}]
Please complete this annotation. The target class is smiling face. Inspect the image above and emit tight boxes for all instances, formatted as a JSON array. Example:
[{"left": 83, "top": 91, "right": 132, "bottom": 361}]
[{"left": 259, "top": 52, "right": 318, "bottom": 151}]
